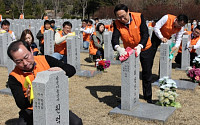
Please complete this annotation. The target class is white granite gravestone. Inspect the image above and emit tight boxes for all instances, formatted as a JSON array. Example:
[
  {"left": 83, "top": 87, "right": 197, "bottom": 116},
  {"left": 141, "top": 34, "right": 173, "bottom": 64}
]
[
  {"left": 32, "top": 70, "right": 69, "bottom": 125},
  {"left": 67, "top": 36, "right": 101, "bottom": 77},
  {"left": 148, "top": 27, "right": 153, "bottom": 39},
  {"left": 160, "top": 41, "right": 172, "bottom": 79},
  {"left": 0, "top": 33, "right": 12, "bottom": 67},
  {"left": 103, "top": 31, "right": 121, "bottom": 64},
  {"left": 187, "top": 23, "right": 191, "bottom": 31},
  {"left": 30, "top": 27, "right": 39, "bottom": 48},
  {"left": 44, "top": 30, "right": 54, "bottom": 55},
  {"left": 109, "top": 52, "right": 176, "bottom": 122},
  {"left": 181, "top": 35, "right": 190, "bottom": 70}
]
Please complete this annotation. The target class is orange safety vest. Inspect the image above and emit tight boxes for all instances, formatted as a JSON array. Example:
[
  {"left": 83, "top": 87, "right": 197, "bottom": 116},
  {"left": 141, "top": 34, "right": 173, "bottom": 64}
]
[
  {"left": 83, "top": 25, "right": 92, "bottom": 42},
  {"left": 54, "top": 30, "right": 67, "bottom": 55},
  {"left": 10, "top": 56, "right": 50, "bottom": 110},
  {"left": 33, "top": 48, "right": 39, "bottom": 54},
  {"left": 89, "top": 32, "right": 100, "bottom": 55},
  {"left": 178, "top": 31, "right": 200, "bottom": 53},
  {"left": 8, "top": 30, "right": 13, "bottom": 34},
  {"left": 0, "top": 15, "right": 2, "bottom": 22},
  {"left": 44, "top": 16, "right": 48, "bottom": 20},
  {"left": 40, "top": 26, "right": 54, "bottom": 44},
  {"left": 115, "top": 12, "right": 152, "bottom": 51},
  {"left": 148, "top": 22, "right": 155, "bottom": 27},
  {"left": 20, "top": 14, "right": 24, "bottom": 19},
  {"left": 105, "top": 25, "right": 114, "bottom": 32},
  {"left": 160, "top": 14, "right": 182, "bottom": 39}
]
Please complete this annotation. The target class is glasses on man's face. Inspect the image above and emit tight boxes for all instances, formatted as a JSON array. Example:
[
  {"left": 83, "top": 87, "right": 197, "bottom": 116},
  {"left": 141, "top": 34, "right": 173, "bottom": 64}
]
[{"left": 117, "top": 13, "right": 128, "bottom": 20}]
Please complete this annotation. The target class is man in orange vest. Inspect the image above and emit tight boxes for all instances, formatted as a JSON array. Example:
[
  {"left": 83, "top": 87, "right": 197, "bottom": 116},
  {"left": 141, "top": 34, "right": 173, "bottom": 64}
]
[
  {"left": 175, "top": 25, "right": 200, "bottom": 66},
  {"left": 51, "top": 21, "right": 73, "bottom": 64},
  {"left": 80, "top": 20, "right": 94, "bottom": 49},
  {"left": 151, "top": 14, "right": 188, "bottom": 58},
  {"left": 36, "top": 20, "right": 53, "bottom": 55},
  {"left": 7, "top": 40, "right": 83, "bottom": 125},
  {"left": 19, "top": 13, "right": 24, "bottom": 19},
  {"left": 111, "top": 4, "right": 154, "bottom": 103},
  {"left": 0, "top": 19, "right": 16, "bottom": 41}
]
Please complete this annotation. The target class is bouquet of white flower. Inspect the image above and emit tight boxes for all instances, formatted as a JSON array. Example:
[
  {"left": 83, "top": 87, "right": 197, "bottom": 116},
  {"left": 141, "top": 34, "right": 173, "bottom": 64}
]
[{"left": 157, "top": 77, "right": 181, "bottom": 108}]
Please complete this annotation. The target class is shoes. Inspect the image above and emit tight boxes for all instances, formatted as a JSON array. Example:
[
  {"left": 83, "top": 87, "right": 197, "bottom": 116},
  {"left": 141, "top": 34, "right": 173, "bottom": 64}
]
[{"left": 147, "top": 99, "right": 157, "bottom": 104}]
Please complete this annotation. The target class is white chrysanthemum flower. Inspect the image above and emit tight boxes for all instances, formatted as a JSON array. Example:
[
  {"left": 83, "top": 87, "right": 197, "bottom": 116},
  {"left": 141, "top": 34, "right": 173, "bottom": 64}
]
[
  {"left": 164, "top": 98, "right": 170, "bottom": 104},
  {"left": 168, "top": 95, "right": 175, "bottom": 101},
  {"left": 164, "top": 92, "right": 169, "bottom": 97}
]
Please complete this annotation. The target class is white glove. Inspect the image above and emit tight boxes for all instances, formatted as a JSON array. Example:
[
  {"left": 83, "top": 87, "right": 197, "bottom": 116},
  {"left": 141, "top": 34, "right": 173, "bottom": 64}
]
[
  {"left": 80, "top": 28, "right": 84, "bottom": 32},
  {"left": 134, "top": 45, "right": 141, "bottom": 57},
  {"left": 116, "top": 46, "right": 127, "bottom": 56}
]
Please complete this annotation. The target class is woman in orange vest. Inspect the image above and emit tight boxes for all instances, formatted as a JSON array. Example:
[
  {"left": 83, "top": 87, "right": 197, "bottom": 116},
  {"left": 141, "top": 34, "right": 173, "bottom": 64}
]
[
  {"left": 7, "top": 40, "right": 82, "bottom": 125},
  {"left": 20, "top": 29, "right": 39, "bottom": 56},
  {"left": 112, "top": 4, "right": 154, "bottom": 103},
  {"left": 36, "top": 20, "right": 53, "bottom": 55},
  {"left": 175, "top": 25, "right": 200, "bottom": 66},
  {"left": 89, "top": 23, "right": 105, "bottom": 59}
]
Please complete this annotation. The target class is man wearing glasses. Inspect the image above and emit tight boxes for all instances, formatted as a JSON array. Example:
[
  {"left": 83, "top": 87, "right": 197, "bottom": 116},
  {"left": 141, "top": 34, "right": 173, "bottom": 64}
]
[
  {"left": 175, "top": 25, "right": 200, "bottom": 66},
  {"left": 111, "top": 4, "right": 154, "bottom": 103},
  {"left": 151, "top": 14, "right": 188, "bottom": 57}
]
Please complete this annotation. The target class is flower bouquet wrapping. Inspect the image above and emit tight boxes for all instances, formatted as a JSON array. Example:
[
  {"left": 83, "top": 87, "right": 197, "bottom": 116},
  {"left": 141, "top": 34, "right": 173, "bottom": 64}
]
[
  {"left": 186, "top": 55, "right": 200, "bottom": 85},
  {"left": 156, "top": 77, "right": 181, "bottom": 108},
  {"left": 95, "top": 59, "right": 111, "bottom": 71}
]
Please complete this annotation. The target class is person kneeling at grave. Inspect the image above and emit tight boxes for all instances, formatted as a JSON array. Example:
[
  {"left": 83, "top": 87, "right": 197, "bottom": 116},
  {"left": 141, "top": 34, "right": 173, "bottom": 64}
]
[
  {"left": 89, "top": 23, "right": 105, "bottom": 60},
  {"left": 51, "top": 21, "right": 75, "bottom": 64},
  {"left": 36, "top": 20, "right": 54, "bottom": 55},
  {"left": 175, "top": 25, "right": 200, "bottom": 66},
  {"left": 7, "top": 40, "right": 83, "bottom": 125}
]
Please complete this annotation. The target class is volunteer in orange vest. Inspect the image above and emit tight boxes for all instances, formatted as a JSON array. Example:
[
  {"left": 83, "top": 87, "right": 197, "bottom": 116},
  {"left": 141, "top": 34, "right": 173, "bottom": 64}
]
[
  {"left": 0, "top": 19, "right": 16, "bottom": 41},
  {"left": 175, "top": 25, "right": 200, "bottom": 66},
  {"left": 111, "top": 4, "right": 154, "bottom": 103},
  {"left": 0, "top": 14, "right": 2, "bottom": 22},
  {"left": 151, "top": 14, "right": 188, "bottom": 58},
  {"left": 7, "top": 40, "right": 83, "bottom": 125},
  {"left": 89, "top": 23, "right": 105, "bottom": 60},
  {"left": 36, "top": 20, "right": 53, "bottom": 55},
  {"left": 51, "top": 21, "right": 73, "bottom": 64},
  {"left": 80, "top": 20, "right": 94, "bottom": 49},
  {"left": 20, "top": 29, "right": 39, "bottom": 56},
  {"left": 20, "top": 13, "right": 24, "bottom": 19},
  {"left": 105, "top": 20, "right": 114, "bottom": 32}
]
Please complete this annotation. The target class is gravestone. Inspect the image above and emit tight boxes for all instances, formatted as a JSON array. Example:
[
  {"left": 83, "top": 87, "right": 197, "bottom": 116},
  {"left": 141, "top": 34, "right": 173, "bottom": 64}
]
[
  {"left": 0, "top": 33, "right": 12, "bottom": 67},
  {"left": 67, "top": 36, "right": 101, "bottom": 77},
  {"left": 179, "top": 35, "right": 190, "bottom": 70},
  {"left": 32, "top": 70, "right": 69, "bottom": 125},
  {"left": 44, "top": 30, "right": 54, "bottom": 55},
  {"left": 196, "top": 48, "right": 200, "bottom": 55},
  {"left": 109, "top": 52, "right": 176, "bottom": 122},
  {"left": 103, "top": 31, "right": 121, "bottom": 64},
  {"left": 76, "top": 28, "right": 88, "bottom": 53},
  {"left": 160, "top": 41, "right": 172, "bottom": 79},
  {"left": 30, "top": 27, "right": 39, "bottom": 48},
  {"left": 187, "top": 23, "right": 191, "bottom": 31}
]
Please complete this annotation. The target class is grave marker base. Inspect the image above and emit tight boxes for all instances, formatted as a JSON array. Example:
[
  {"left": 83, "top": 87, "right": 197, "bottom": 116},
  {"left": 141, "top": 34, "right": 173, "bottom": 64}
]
[
  {"left": 80, "top": 49, "right": 89, "bottom": 53},
  {"left": 152, "top": 80, "right": 198, "bottom": 90},
  {"left": 76, "top": 70, "right": 102, "bottom": 77},
  {"left": 0, "top": 88, "right": 12, "bottom": 96},
  {"left": 109, "top": 102, "right": 175, "bottom": 122}
]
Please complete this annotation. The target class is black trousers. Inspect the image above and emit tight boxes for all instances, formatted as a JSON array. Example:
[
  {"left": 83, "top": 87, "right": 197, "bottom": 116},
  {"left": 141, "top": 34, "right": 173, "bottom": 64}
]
[
  {"left": 17, "top": 109, "right": 83, "bottom": 125},
  {"left": 175, "top": 52, "right": 197, "bottom": 66},
  {"left": 151, "top": 31, "right": 162, "bottom": 59},
  {"left": 140, "top": 46, "right": 154, "bottom": 101}
]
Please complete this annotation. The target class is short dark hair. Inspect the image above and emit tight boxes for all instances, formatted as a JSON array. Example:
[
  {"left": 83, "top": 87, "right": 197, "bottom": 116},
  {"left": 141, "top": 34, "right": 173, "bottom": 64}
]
[
  {"left": 88, "top": 20, "right": 93, "bottom": 24},
  {"left": 94, "top": 18, "right": 99, "bottom": 21},
  {"left": 7, "top": 40, "right": 31, "bottom": 60},
  {"left": 177, "top": 14, "right": 188, "bottom": 24},
  {"left": 20, "top": 29, "right": 34, "bottom": 45},
  {"left": 114, "top": 4, "right": 128, "bottom": 15},
  {"left": 96, "top": 23, "right": 105, "bottom": 32},
  {"left": 195, "top": 25, "right": 200, "bottom": 30},
  {"left": 63, "top": 21, "right": 72, "bottom": 28},
  {"left": 44, "top": 20, "right": 51, "bottom": 25},
  {"left": 1, "top": 20, "right": 10, "bottom": 27},
  {"left": 82, "top": 19, "right": 88, "bottom": 23},
  {"left": 50, "top": 20, "right": 55, "bottom": 24}
]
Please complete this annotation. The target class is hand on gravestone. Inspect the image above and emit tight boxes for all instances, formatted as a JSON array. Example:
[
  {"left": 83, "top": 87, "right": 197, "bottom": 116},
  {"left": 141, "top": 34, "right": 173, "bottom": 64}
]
[
  {"left": 48, "top": 67, "right": 63, "bottom": 71},
  {"left": 134, "top": 45, "right": 141, "bottom": 57},
  {"left": 116, "top": 46, "right": 127, "bottom": 56},
  {"left": 80, "top": 28, "right": 84, "bottom": 32},
  {"left": 161, "top": 37, "right": 168, "bottom": 43}
]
